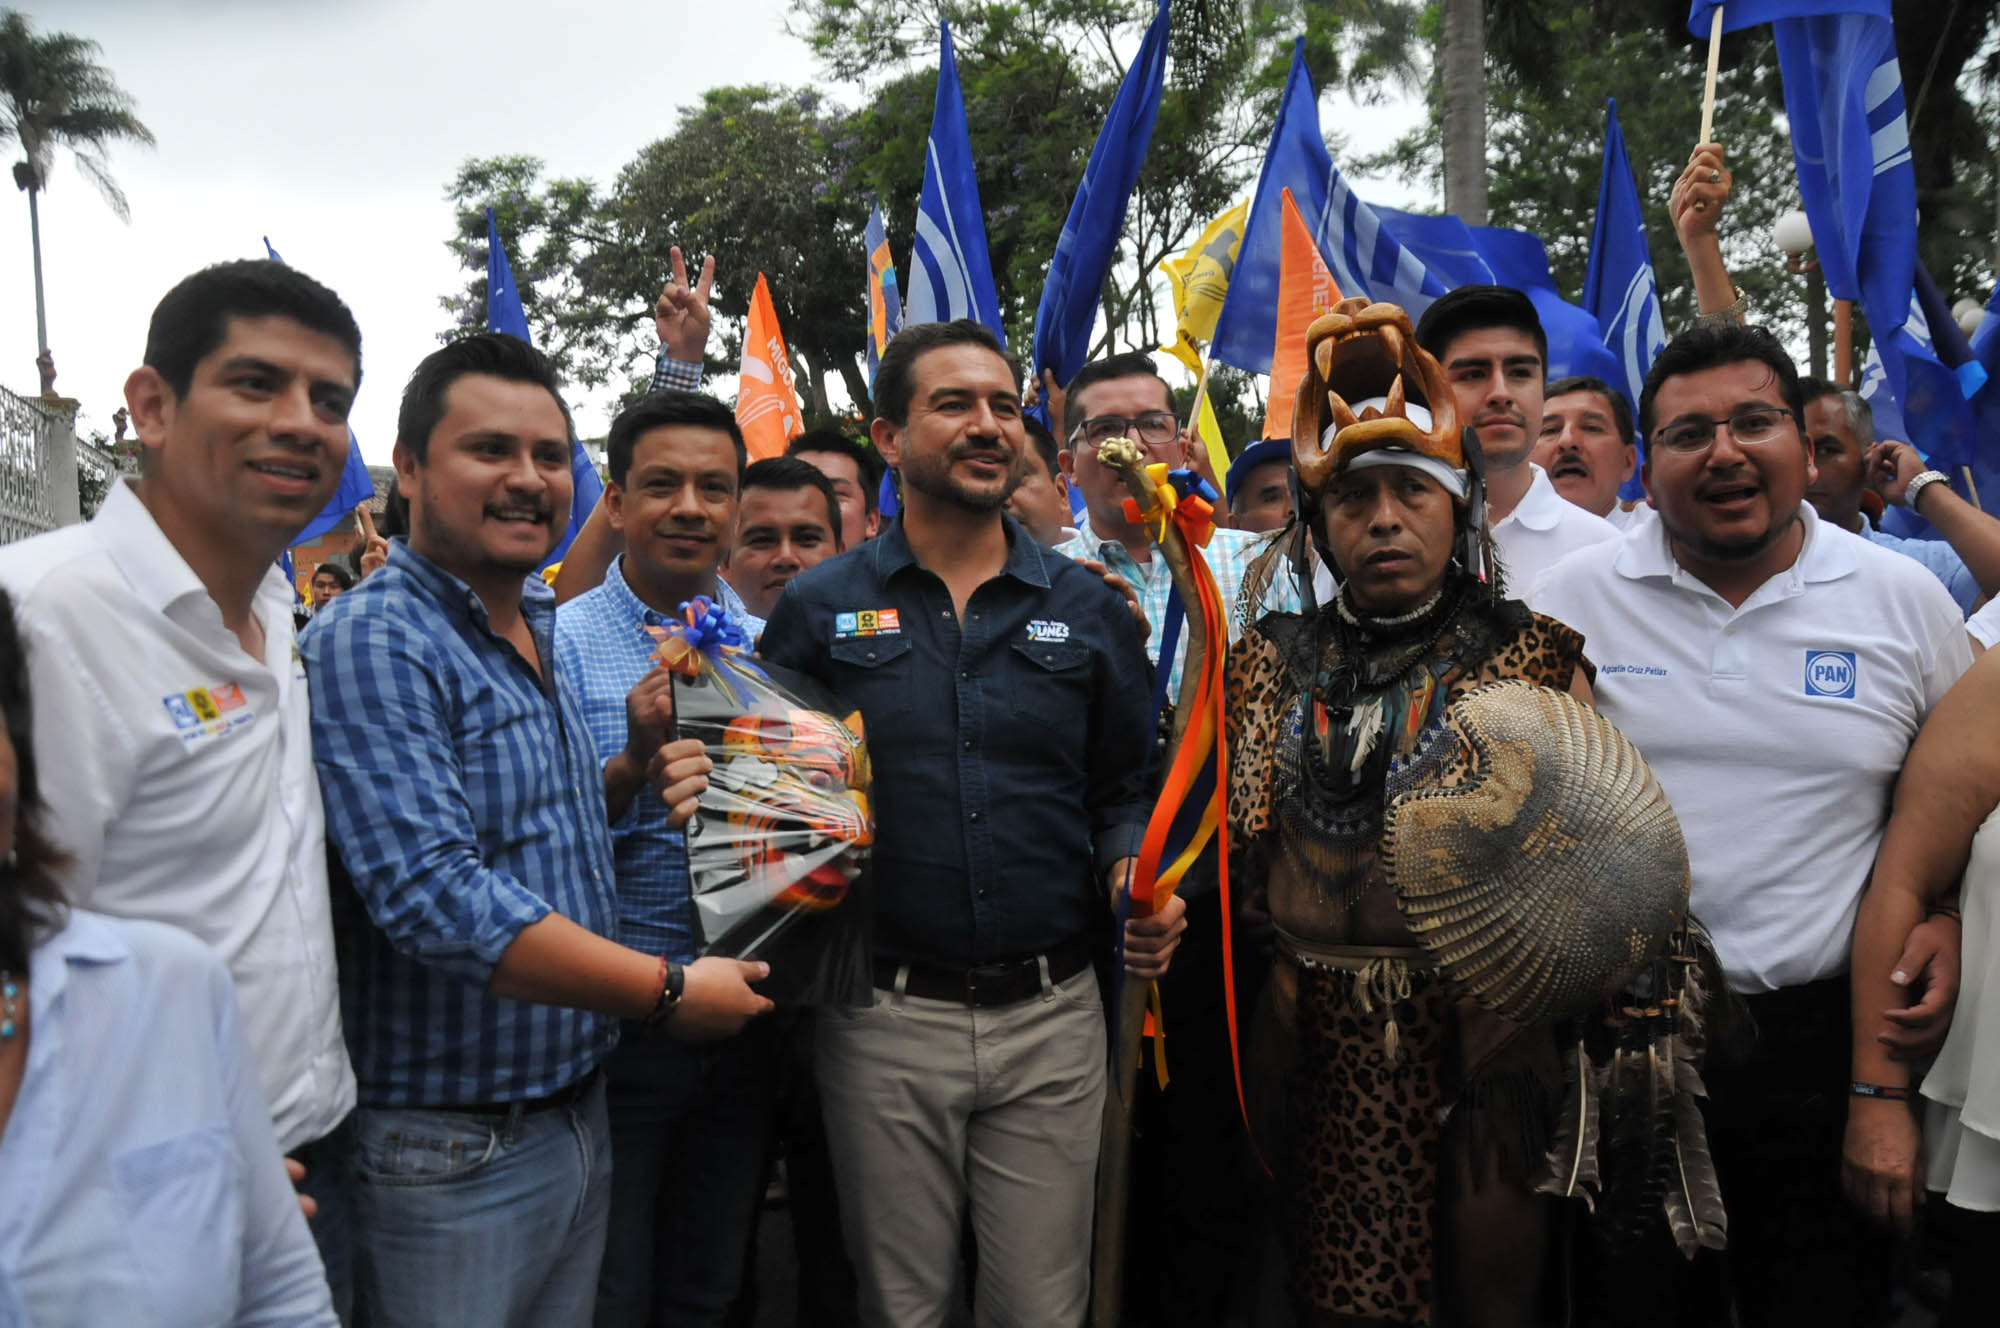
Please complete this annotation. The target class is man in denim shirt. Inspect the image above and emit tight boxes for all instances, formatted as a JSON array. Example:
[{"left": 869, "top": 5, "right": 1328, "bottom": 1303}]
[
  {"left": 759, "top": 320, "right": 1187, "bottom": 1326},
  {"left": 308, "top": 334, "right": 771, "bottom": 1327}
]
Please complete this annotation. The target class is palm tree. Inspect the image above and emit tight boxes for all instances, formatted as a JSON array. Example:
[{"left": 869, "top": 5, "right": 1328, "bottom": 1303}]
[
  {"left": 1439, "top": 0, "right": 1486, "bottom": 225},
  {"left": 0, "top": 9, "right": 153, "bottom": 379}
]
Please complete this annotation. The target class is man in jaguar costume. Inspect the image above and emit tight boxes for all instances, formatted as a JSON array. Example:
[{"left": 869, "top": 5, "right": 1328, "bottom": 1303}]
[{"left": 1224, "top": 298, "right": 1726, "bottom": 1326}]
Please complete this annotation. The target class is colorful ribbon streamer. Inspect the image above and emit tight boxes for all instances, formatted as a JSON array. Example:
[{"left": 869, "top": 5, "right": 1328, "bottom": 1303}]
[{"left": 1115, "top": 466, "right": 1249, "bottom": 1126}]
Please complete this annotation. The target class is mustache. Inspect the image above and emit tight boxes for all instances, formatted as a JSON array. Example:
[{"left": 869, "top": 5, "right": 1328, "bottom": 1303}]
[{"left": 1476, "top": 409, "right": 1528, "bottom": 430}]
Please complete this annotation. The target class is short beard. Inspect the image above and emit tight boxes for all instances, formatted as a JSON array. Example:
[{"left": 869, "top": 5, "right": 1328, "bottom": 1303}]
[
  {"left": 412, "top": 506, "right": 553, "bottom": 577},
  {"left": 900, "top": 451, "right": 1019, "bottom": 514},
  {"left": 1657, "top": 504, "right": 1797, "bottom": 564}
]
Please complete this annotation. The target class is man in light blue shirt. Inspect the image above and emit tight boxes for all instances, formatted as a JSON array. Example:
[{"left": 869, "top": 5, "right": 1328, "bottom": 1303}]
[
  {"left": 1052, "top": 352, "right": 1298, "bottom": 694},
  {"left": 1801, "top": 379, "right": 2000, "bottom": 615},
  {"left": 553, "top": 391, "right": 779, "bottom": 1327}
]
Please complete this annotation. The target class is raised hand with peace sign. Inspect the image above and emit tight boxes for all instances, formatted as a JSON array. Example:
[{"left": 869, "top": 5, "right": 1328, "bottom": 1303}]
[{"left": 655, "top": 245, "right": 716, "bottom": 364}]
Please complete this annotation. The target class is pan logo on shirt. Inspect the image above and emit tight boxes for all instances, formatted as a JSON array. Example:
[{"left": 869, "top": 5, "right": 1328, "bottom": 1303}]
[
  {"left": 1025, "top": 619, "right": 1071, "bottom": 644},
  {"left": 1805, "top": 650, "right": 1857, "bottom": 699},
  {"left": 161, "top": 682, "right": 258, "bottom": 744},
  {"left": 834, "top": 609, "right": 901, "bottom": 639}
]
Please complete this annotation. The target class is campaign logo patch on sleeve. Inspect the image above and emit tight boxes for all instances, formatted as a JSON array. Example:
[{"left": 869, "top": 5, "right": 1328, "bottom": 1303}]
[
  {"left": 1805, "top": 650, "right": 1857, "bottom": 698},
  {"left": 834, "top": 609, "right": 901, "bottom": 639},
  {"left": 1026, "top": 619, "right": 1071, "bottom": 643}
]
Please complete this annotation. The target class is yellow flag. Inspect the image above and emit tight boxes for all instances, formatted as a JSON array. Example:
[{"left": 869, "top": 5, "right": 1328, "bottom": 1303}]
[
  {"left": 1158, "top": 200, "right": 1249, "bottom": 374},
  {"left": 1194, "top": 387, "right": 1232, "bottom": 503}
]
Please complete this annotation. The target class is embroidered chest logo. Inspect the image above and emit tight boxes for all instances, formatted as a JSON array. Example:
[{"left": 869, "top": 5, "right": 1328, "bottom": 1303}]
[
  {"left": 834, "top": 609, "right": 901, "bottom": 640},
  {"left": 1025, "top": 619, "right": 1071, "bottom": 644},
  {"left": 161, "top": 681, "right": 257, "bottom": 743},
  {"left": 1804, "top": 650, "right": 1857, "bottom": 699}
]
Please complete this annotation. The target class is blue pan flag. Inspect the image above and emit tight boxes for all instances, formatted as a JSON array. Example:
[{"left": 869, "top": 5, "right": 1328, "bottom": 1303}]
[
  {"left": 1210, "top": 41, "right": 1331, "bottom": 374},
  {"left": 1871, "top": 262, "right": 1999, "bottom": 537},
  {"left": 1029, "top": 0, "right": 1170, "bottom": 425},
  {"left": 1468, "top": 226, "right": 1625, "bottom": 391},
  {"left": 486, "top": 209, "right": 601, "bottom": 565},
  {"left": 1692, "top": 5, "right": 1918, "bottom": 463},
  {"left": 1581, "top": 98, "right": 1665, "bottom": 500},
  {"left": 905, "top": 22, "right": 1005, "bottom": 341},
  {"left": 1212, "top": 41, "right": 1447, "bottom": 373},
  {"left": 1368, "top": 209, "right": 1494, "bottom": 290},
  {"left": 1687, "top": 1, "right": 1892, "bottom": 36},
  {"left": 263, "top": 237, "right": 373, "bottom": 549}
]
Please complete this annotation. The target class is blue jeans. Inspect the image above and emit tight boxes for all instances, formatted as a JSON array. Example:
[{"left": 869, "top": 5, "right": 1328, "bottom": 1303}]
[
  {"left": 594, "top": 1020, "right": 773, "bottom": 1328},
  {"left": 349, "top": 1075, "right": 611, "bottom": 1328},
  {"left": 293, "top": 1117, "right": 355, "bottom": 1324}
]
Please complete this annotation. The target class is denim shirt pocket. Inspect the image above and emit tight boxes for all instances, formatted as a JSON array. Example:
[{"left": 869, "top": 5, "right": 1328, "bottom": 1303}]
[
  {"left": 111, "top": 1125, "right": 244, "bottom": 1327},
  {"left": 1008, "top": 639, "right": 1093, "bottom": 731},
  {"left": 828, "top": 635, "right": 916, "bottom": 720}
]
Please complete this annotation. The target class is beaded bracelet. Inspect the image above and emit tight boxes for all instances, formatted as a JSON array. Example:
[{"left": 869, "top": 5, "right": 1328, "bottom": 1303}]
[{"left": 1849, "top": 1081, "right": 1913, "bottom": 1101}]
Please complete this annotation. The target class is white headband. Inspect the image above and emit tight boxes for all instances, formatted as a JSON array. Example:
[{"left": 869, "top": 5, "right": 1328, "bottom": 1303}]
[{"left": 1318, "top": 397, "right": 1469, "bottom": 499}]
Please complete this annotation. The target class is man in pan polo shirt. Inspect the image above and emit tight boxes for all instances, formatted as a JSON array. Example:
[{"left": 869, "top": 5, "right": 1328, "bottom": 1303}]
[
  {"left": 1532, "top": 322, "right": 1970, "bottom": 1327},
  {"left": 758, "top": 319, "right": 1185, "bottom": 1327},
  {"left": 0, "top": 260, "right": 362, "bottom": 1307}
]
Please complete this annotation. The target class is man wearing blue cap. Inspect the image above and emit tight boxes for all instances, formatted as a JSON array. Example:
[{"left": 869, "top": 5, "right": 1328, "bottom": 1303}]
[{"left": 1226, "top": 436, "right": 1295, "bottom": 535}]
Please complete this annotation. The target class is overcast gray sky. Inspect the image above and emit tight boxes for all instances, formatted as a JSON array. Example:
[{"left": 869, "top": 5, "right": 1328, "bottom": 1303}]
[{"left": 5, "top": 0, "right": 1425, "bottom": 453}]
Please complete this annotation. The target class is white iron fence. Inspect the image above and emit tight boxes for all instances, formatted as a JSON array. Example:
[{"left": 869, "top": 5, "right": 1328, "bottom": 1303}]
[{"left": 0, "top": 384, "right": 90, "bottom": 543}]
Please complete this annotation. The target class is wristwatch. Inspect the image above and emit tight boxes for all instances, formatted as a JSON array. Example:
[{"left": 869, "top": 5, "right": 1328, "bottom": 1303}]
[
  {"left": 1905, "top": 468, "right": 1951, "bottom": 510},
  {"left": 648, "top": 956, "right": 684, "bottom": 1025}
]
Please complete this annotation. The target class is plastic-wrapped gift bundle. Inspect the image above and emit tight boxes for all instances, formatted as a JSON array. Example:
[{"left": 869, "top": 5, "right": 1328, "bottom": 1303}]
[{"left": 648, "top": 596, "right": 874, "bottom": 1007}]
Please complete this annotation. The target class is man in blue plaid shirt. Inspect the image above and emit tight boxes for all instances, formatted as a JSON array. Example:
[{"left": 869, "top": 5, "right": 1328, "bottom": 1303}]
[
  {"left": 307, "top": 330, "right": 772, "bottom": 1327},
  {"left": 553, "top": 391, "right": 807, "bottom": 1326}
]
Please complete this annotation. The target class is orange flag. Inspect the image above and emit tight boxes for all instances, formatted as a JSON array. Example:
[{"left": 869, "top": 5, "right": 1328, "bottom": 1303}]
[
  {"left": 1262, "top": 187, "right": 1343, "bottom": 438},
  {"left": 738, "top": 273, "right": 803, "bottom": 460}
]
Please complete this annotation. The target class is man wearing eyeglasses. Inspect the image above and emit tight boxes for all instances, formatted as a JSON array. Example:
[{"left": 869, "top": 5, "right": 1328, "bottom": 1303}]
[
  {"left": 1052, "top": 352, "right": 1296, "bottom": 696},
  {"left": 1532, "top": 322, "right": 1970, "bottom": 1328},
  {"left": 1051, "top": 352, "right": 1292, "bottom": 1324}
]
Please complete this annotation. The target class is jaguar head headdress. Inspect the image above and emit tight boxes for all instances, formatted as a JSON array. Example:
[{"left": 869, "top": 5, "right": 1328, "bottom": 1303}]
[{"left": 1290, "top": 295, "right": 1465, "bottom": 505}]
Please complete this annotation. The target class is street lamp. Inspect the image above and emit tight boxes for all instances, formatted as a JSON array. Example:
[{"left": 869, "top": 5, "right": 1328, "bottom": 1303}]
[
  {"left": 1955, "top": 296, "right": 1986, "bottom": 340},
  {"left": 1772, "top": 208, "right": 1843, "bottom": 382}
]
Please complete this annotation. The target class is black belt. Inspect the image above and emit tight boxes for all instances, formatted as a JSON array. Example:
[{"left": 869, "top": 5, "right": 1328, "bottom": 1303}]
[
  {"left": 875, "top": 938, "right": 1095, "bottom": 1008},
  {"left": 428, "top": 1066, "right": 602, "bottom": 1118}
]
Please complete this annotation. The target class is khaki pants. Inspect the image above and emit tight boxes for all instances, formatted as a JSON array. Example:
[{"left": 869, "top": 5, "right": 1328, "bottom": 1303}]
[{"left": 815, "top": 964, "right": 1108, "bottom": 1328}]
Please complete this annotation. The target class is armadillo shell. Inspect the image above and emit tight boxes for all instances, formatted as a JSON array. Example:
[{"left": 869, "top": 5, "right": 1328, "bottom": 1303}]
[{"left": 1381, "top": 680, "right": 1690, "bottom": 1023}]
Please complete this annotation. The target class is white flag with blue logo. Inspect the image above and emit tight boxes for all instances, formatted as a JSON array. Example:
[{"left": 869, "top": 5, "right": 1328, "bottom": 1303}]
[{"left": 905, "top": 22, "right": 1006, "bottom": 342}]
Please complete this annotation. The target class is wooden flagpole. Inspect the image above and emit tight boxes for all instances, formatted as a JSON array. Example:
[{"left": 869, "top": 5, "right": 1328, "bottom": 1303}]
[{"left": 1700, "top": 7, "right": 1725, "bottom": 144}]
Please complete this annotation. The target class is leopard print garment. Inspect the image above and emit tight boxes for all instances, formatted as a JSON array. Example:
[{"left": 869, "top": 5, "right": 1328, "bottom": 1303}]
[
  {"left": 1290, "top": 959, "right": 1450, "bottom": 1325},
  {"left": 1226, "top": 587, "right": 1585, "bottom": 1326}
]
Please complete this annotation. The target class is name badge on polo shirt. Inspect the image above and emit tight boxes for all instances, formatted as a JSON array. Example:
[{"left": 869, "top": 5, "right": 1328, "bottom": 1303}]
[
  {"left": 833, "top": 609, "right": 901, "bottom": 639},
  {"left": 1805, "top": 650, "right": 1857, "bottom": 699},
  {"left": 161, "top": 680, "right": 258, "bottom": 745}
]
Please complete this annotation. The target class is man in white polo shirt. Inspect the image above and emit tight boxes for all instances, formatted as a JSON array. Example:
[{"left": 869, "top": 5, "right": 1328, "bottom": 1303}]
[
  {"left": 1533, "top": 322, "right": 1969, "bottom": 1328},
  {"left": 0, "top": 261, "right": 360, "bottom": 1310},
  {"left": 1413, "top": 285, "right": 1619, "bottom": 597}
]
